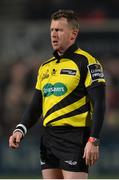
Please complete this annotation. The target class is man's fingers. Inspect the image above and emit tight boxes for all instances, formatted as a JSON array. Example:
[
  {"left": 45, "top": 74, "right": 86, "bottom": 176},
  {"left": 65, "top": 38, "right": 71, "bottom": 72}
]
[
  {"left": 9, "top": 132, "right": 22, "bottom": 149},
  {"left": 85, "top": 153, "right": 99, "bottom": 166},
  {"left": 83, "top": 142, "right": 100, "bottom": 166},
  {"left": 83, "top": 150, "right": 99, "bottom": 166},
  {"left": 9, "top": 136, "right": 18, "bottom": 148},
  {"left": 85, "top": 152, "right": 91, "bottom": 166},
  {"left": 83, "top": 148, "right": 91, "bottom": 165},
  {"left": 15, "top": 134, "right": 21, "bottom": 143},
  {"left": 83, "top": 151, "right": 86, "bottom": 159}
]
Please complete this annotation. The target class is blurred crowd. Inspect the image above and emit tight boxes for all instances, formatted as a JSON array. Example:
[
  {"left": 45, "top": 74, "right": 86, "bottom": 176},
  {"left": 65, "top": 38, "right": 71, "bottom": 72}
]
[
  {"left": 0, "top": 58, "right": 41, "bottom": 137},
  {"left": 26, "top": 0, "right": 119, "bottom": 20},
  {"left": 0, "top": 1, "right": 118, "bottom": 179},
  {"left": 0, "top": 57, "right": 119, "bottom": 138},
  {"left": 0, "top": 0, "right": 119, "bottom": 21},
  {"left": 104, "top": 60, "right": 119, "bottom": 129},
  {"left": 0, "top": 0, "right": 119, "bottom": 138}
]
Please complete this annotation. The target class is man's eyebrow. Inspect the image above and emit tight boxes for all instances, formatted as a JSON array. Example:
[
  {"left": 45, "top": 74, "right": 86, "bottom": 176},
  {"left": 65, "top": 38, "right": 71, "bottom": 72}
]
[{"left": 50, "top": 28, "right": 60, "bottom": 31}]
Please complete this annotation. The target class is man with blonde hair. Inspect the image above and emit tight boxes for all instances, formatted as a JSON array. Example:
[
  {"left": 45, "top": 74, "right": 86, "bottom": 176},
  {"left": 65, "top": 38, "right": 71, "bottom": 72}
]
[{"left": 9, "top": 9, "right": 106, "bottom": 179}]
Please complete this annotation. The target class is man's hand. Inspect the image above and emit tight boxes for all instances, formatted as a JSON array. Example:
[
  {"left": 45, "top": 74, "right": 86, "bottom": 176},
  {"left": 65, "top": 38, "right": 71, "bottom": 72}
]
[
  {"left": 9, "top": 131, "right": 23, "bottom": 149},
  {"left": 83, "top": 141, "right": 99, "bottom": 166}
]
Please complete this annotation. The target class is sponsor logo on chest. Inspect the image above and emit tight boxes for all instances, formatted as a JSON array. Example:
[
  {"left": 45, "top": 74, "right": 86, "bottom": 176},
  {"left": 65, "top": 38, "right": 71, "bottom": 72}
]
[
  {"left": 60, "top": 69, "right": 77, "bottom": 76},
  {"left": 43, "top": 82, "right": 67, "bottom": 97}
]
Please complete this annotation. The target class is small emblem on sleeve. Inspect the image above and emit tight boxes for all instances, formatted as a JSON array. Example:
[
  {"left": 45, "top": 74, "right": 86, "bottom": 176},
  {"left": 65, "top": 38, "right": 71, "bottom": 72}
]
[
  {"left": 60, "top": 69, "right": 76, "bottom": 76},
  {"left": 88, "top": 64, "right": 104, "bottom": 81}
]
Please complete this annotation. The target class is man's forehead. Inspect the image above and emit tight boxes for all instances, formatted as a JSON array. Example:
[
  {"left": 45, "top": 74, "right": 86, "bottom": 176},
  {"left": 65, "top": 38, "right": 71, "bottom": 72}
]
[
  {"left": 50, "top": 18, "right": 72, "bottom": 30},
  {"left": 51, "top": 18, "right": 68, "bottom": 25}
]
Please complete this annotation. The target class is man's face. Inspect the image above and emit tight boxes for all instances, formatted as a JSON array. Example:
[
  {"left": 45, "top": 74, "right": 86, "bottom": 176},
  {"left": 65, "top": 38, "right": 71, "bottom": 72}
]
[{"left": 50, "top": 17, "right": 77, "bottom": 53}]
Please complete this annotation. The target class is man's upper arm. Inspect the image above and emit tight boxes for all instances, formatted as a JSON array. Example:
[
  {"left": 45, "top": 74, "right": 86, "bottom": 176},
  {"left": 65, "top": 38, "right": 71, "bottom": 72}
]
[{"left": 85, "top": 59, "right": 106, "bottom": 89}]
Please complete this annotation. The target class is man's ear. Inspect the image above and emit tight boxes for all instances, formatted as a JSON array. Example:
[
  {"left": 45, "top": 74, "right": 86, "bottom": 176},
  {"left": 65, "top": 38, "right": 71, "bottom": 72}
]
[{"left": 71, "top": 30, "right": 79, "bottom": 40}]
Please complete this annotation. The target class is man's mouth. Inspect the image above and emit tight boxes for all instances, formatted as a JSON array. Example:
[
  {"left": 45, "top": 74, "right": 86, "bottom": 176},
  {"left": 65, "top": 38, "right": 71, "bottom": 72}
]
[{"left": 53, "top": 40, "right": 58, "bottom": 44}]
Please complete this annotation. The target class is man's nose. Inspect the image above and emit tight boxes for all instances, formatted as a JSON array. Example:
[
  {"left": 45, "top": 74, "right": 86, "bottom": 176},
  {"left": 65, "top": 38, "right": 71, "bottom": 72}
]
[{"left": 51, "top": 30, "right": 57, "bottom": 37}]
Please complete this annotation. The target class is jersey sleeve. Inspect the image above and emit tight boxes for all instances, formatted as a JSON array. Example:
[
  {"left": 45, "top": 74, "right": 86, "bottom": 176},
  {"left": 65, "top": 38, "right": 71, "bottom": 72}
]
[{"left": 85, "top": 58, "right": 106, "bottom": 89}]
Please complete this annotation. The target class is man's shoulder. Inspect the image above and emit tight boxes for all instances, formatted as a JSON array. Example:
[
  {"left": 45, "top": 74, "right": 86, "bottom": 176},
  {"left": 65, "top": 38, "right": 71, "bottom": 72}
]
[
  {"left": 75, "top": 48, "right": 95, "bottom": 59},
  {"left": 41, "top": 56, "right": 56, "bottom": 67},
  {"left": 75, "top": 48, "right": 99, "bottom": 65}
]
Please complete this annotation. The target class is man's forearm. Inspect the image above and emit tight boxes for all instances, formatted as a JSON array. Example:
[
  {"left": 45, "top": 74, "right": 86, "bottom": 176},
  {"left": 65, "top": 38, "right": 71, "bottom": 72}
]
[
  {"left": 14, "top": 89, "right": 42, "bottom": 135},
  {"left": 88, "top": 84, "right": 106, "bottom": 138}
]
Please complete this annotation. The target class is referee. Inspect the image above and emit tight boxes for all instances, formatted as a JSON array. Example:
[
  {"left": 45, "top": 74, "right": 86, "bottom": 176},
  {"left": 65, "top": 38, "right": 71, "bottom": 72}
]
[{"left": 9, "top": 9, "right": 106, "bottom": 179}]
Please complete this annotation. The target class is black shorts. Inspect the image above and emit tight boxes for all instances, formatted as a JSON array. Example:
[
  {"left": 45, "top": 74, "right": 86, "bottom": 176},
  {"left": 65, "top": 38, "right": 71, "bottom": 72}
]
[{"left": 40, "top": 126, "right": 90, "bottom": 173}]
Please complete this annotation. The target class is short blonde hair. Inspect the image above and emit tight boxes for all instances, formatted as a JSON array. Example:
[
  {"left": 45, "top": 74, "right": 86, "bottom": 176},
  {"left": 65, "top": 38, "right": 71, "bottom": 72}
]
[{"left": 51, "top": 9, "right": 80, "bottom": 30}]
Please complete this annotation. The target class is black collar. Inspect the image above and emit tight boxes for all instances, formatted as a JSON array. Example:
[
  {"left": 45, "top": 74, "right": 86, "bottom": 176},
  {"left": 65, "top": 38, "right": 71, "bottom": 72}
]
[{"left": 53, "top": 43, "right": 78, "bottom": 63}]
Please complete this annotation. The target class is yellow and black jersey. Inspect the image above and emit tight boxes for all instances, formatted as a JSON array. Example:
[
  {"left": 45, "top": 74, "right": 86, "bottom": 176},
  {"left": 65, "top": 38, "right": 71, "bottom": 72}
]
[{"left": 35, "top": 44, "right": 105, "bottom": 127}]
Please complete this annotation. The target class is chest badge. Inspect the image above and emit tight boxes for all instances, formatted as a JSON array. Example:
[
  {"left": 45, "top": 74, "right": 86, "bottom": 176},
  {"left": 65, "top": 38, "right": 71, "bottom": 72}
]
[
  {"left": 41, "top": 69, "right": 49, "bottom": 81},
  {"left": 52, "top": 69, "right": 57, "bottom": 75}
]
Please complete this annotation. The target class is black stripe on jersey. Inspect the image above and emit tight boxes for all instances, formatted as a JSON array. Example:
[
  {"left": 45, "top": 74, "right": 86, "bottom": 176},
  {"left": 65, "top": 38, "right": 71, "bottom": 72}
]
[
  {"left": 42, "top": 57, "right": 56, "bottom": 66},
  {"left": 46, "top": 102, "right": 90, "bottom": 126},
  {"left": 63, "top": 53, "right": 89, "bottom": 85},
  {"left": 44, "top": 83, "right": 87, "bottom": 120},
  {"left": 43, "top": 53, "right": 89, "bottom": 120}
]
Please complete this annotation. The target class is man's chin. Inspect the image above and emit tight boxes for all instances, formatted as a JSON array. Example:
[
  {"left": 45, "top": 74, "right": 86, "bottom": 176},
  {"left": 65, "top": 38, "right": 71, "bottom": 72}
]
[{"left": 53, "top": 46, "right": 59, "bottom": 51}]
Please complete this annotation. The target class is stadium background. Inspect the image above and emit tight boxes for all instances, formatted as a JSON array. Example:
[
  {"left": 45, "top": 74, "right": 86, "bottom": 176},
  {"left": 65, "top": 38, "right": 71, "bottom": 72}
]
[{"left": 0, "top": 0, "right": 119, "bottom": 178}]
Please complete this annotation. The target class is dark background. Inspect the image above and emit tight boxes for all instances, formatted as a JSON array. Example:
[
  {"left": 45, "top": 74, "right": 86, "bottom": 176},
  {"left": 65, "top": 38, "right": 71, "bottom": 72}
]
[{"left": 0, "top": 0, "right": 119, "bottom": 178}]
